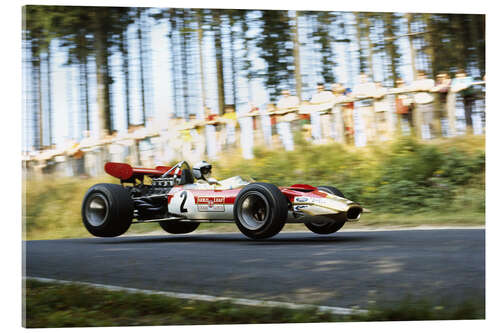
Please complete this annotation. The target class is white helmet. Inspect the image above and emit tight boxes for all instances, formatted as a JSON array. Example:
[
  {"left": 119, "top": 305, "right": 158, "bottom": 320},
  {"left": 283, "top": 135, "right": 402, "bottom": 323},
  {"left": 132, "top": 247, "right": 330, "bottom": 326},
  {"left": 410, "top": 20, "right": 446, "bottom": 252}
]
[{"left": 192, "top": 161, "right": 212, "bottom": 180}]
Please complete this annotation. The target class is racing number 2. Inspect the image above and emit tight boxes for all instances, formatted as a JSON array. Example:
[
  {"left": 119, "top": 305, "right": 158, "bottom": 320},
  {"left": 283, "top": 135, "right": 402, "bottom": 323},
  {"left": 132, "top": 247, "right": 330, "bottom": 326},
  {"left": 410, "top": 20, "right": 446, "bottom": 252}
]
[{"left": 180, "top": 191, "right": 188, "bottom": 213}]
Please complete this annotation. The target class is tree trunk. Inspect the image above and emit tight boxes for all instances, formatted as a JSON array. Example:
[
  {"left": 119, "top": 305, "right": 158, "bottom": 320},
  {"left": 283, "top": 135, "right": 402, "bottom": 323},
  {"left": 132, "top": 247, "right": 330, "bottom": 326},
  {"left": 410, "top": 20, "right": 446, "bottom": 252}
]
[
  {"left": 197, "top": 10, "right": 206, "bottom": 109},
  {"left": 37, "top": 61, "right": 43, "bottom": 149},
  {"left": 65, "top": 67, "right": 74, "bottom": 140},
  {"left": 383, "top": 13, "right": 398, "bottom": 86},
  {"left": 168, "top": 10, "right": 179, "bottom": 118},
  {"left": 423, "top": 14, "right": 436, "bottom": 78},
  {"left": 46, "top": 43, "right": 53, "bottom": 146},
  {"left": 120, "top": 29, "right": 131, "bottom": 128},
  {"left": 365, "top": 16, "right": 375, "bottom": 80},
  {"left": 213, "top": 11, "right": 225, "bottom": 115},
  {"left": 93, "top": 11, "right": 112, "bottom": 137},
  {"left": 76, "top": 29, "right": 90, "bottom": 135},
  {"left": 229, "top": 16, "right": 238, "bottom": 107},
  {"left": 32, "top": 53, "right": 43, "bottom": 150},
  {"left": 137, "top": 8, "right": 147, "bottom": 125},
  {"left": 405, "top": 13, "right": 418, "bottom": 80},
  {"left": 83, "top": 56, "right": 90, "bottom": 133},
  {"left": 339, "top": 13, "right": 354, "bottom": 87},
  {"left": 179, "top": 11, "right": 190, "bottom": 119},
  {"left": 293, "top": 11, "right": 302, "bottom": 100},
  {"left": 475, "top": 15, "right": 485, "bottom": 78},
  {"left": 355, "top": 13, "right": 366, "bottom": 75}
]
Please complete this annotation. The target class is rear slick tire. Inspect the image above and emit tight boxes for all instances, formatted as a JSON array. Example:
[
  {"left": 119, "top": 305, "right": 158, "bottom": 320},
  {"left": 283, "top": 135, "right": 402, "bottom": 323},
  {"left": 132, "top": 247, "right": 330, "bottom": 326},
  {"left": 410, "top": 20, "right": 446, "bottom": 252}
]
[
  {"left": 81, "top": 183, "right": 134, "bottom": 237},
  {"left": 234, "top": 182, "right": 288, "bottom": 240},
  {"left": 304, "top": 185, "right": 346, "bottom": 235}
]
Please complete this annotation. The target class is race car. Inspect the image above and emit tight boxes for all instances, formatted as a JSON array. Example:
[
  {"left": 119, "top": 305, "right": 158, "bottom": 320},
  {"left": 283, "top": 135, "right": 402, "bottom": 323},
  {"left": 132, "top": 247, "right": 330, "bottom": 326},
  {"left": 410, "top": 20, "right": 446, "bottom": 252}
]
[{"left": 81, "top": 160, "right": 364, "bottom": 239}]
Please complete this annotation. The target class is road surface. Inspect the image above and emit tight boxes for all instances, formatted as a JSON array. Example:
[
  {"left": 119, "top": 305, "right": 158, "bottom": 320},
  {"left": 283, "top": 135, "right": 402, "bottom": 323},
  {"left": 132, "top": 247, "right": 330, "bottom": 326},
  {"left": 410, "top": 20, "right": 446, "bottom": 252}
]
[{"left": 24, "top": 229, "right": 485, "bottom": 309}]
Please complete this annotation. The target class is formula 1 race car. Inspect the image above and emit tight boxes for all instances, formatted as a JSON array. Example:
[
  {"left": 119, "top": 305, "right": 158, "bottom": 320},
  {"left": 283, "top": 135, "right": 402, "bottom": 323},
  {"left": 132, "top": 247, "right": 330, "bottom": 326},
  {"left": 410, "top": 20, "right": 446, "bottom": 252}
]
[{"left": 81, "top": 160, "right": 364, "bottom": 239}]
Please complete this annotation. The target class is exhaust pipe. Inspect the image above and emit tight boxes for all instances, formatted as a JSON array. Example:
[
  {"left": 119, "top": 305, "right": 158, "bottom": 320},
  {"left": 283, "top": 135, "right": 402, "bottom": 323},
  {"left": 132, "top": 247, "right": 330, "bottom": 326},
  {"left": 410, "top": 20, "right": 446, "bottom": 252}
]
[{"left": 346, "top": 206, "right": 363, "bottom": 221}]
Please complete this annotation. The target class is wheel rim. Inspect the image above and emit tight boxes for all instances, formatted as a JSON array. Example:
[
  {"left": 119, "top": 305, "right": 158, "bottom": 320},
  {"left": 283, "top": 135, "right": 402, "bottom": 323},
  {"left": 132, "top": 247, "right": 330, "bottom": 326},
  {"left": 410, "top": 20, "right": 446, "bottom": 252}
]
[
  {"left": 86, "top": 194, "right": 109, "bottom": 227},
  {"left": 238, "top": 191, "right": 270, "bottom": 231}
]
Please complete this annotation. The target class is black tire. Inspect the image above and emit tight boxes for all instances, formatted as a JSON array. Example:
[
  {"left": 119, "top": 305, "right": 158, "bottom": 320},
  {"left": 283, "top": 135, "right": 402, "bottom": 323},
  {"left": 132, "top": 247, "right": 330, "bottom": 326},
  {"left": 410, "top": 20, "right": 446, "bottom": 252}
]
[
  {"left": 304, "top": 185, "right": 346, "bottom": 235},
  {"left": 317, "top": 185, "right": 344, "bottom": 198},
  {"left": 159, "top": 221, "right": 200, "bottom": 234},
  {"left": 81, "top": 183, "right": 134, "bottom": 237},
  {"left": 234, "top": 182, "right": 288, "bottom": 240}
]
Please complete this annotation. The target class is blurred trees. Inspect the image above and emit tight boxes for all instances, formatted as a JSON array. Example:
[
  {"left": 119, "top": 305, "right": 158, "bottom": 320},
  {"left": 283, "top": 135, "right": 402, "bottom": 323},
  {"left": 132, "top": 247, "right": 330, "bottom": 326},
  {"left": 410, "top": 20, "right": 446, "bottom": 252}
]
[
  {"left": 256, "top": 10, "right": 295, "bottom": 101},
  {"left": 23, "top": 6, "right": 486, "bottom": 151},
  {"left": 24, "top": 5, "right": 59, "bottom": 149}
]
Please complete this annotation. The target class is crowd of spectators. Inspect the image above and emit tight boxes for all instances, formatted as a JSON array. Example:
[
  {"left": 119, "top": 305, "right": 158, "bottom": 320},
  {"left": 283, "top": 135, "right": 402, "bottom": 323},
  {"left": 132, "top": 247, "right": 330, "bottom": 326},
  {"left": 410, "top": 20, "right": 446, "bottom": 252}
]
[{"left": 24, "top": 69, "right": 485, "bottom": 177}]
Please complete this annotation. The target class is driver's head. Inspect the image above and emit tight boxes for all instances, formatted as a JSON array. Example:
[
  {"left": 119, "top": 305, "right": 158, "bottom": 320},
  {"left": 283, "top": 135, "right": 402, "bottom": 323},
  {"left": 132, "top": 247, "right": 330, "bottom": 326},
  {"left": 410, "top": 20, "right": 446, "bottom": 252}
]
[{"left": 193, "top": 161, "right": 212, "bottom": 180}]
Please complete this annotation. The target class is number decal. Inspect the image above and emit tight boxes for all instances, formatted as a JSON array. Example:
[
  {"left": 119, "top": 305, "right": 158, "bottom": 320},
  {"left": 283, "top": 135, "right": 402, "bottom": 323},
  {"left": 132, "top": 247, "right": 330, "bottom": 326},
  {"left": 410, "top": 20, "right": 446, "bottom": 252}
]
[{"left": 180, "top": 191, "right": 188, "bottom": 213}]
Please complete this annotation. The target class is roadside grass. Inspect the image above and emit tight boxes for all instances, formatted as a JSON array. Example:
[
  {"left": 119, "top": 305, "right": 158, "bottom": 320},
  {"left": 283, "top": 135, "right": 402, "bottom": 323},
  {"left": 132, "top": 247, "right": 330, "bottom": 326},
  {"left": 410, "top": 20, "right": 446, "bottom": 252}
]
[
  {"left": 23, "top": 279, "right": 484, "bottom": 328},
  {"left": 23, "top": 135, "right": 485, "bottom": 240},
  {"left": 23, "top": 176, "right": 113, "bottom": 240}
]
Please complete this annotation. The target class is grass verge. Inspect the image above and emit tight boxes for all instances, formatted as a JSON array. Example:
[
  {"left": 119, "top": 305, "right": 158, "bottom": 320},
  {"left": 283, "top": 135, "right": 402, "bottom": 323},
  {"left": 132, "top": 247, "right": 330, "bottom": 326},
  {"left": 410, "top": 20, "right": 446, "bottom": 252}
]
[
  {"left": 23, "top": 136, "right": 484, "bottom": 240},
  {"left": 23, "top": 279, "right": 484, "bottom": 327}
]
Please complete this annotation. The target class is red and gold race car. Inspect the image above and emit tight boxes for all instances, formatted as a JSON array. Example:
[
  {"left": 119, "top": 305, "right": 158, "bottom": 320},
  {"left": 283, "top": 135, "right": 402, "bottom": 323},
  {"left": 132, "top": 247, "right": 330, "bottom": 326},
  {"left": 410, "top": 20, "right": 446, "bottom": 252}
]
[{"left": 82, "top": 160, "right": 364, "bottom": 239}]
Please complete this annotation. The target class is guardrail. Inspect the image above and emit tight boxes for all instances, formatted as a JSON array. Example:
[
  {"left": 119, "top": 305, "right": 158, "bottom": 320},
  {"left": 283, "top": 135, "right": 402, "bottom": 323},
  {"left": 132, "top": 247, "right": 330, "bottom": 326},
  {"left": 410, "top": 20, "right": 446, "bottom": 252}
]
[{"left": 22, "top": 82, "right": 485, "bottom": 179}]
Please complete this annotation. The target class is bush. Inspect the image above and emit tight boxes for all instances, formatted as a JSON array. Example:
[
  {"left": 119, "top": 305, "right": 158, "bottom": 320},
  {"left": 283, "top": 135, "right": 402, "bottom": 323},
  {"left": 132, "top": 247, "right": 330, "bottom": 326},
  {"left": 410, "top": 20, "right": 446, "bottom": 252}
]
[
  {"left": 215, "top": 136, "right": 485, "bottom": 214},
  {"left": 23, "top": 136, "right": 485, "bottom": 239}
]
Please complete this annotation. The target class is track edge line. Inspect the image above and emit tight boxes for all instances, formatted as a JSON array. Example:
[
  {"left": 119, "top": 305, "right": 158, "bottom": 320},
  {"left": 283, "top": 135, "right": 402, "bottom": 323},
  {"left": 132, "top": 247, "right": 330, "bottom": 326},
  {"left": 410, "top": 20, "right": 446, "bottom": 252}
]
[{"left": 24, "top": 276, "right": 368, "bottom": 316}]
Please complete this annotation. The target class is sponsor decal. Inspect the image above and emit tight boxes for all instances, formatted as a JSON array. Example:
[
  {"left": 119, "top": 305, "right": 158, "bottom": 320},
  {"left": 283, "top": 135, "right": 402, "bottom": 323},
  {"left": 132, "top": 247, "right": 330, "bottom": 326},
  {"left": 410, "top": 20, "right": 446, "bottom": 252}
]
[
  {"left": 294, "top": 205, "right": 309, "bottom": 211},
  {"left": 196, "top": 196, "right": 225, "bottom": 212},
  {"left": 295, "top": 197, "right": 309, "bottom": 203}
]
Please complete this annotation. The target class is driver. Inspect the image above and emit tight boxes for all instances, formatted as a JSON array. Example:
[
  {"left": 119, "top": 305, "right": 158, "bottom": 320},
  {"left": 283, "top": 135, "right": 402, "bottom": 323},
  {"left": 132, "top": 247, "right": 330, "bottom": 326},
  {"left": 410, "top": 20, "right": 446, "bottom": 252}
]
[{"left": 192, "top": 161, "right": 216, "bottom": 184}]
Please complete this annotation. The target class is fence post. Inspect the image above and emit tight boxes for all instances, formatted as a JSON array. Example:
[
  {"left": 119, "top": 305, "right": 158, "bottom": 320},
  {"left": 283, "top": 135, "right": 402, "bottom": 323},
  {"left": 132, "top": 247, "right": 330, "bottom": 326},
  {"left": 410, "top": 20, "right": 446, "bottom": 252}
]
[
  {"left": 447, "top": 91, "right": 456, "bottom": 137},
  {"left": 413, "top": 102, "right": 422, "bottom": 139},
  {"left": 333, "top": 105, "right": 345, "bottom": 144},
  {"left": 433, "top": 96, "right": 443, "bottom": 137}
]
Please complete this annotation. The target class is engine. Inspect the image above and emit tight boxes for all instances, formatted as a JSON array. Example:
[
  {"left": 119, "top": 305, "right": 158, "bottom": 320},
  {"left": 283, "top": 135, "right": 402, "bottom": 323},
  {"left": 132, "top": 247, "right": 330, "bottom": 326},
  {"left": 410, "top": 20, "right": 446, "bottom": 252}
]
[{"left": 129, "top": 178, "right": 173, "bottom": 220}]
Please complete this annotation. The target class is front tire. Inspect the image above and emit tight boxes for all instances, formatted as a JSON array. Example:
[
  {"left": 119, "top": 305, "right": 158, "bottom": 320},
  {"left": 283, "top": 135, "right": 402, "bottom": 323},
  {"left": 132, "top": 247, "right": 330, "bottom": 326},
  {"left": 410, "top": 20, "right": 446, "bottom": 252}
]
[
  {"left": 159, "top": 221, "right": 200, "bottom": 234},
  {"left": 234, "top": 182, "right": 288, "bottom": 240},
  {"left": 81, "top": 183, "right": 134, "bottom": 237},
  {"left": 304, "top": 185, "right": 346, "bottom": 235}
]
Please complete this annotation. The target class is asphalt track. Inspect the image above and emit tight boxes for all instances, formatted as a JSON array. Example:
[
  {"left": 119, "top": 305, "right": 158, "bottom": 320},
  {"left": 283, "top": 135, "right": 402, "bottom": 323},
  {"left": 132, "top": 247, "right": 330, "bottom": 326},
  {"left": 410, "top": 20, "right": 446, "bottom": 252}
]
[{"left": 24, "top": 229, "right": 485, "bottom": 309}]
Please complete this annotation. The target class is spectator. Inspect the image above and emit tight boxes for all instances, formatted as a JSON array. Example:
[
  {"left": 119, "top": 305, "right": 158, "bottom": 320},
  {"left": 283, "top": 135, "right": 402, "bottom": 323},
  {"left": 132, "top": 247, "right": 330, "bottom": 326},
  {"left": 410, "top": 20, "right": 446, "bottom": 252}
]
[
  {"left": 331, "top": 83, "right": 347, "bottom": 143},
  {"left": 411, "top": 70, "right": 435, "bottom": 139},
  {"left": 158, "top": 117, "right": 181, "bottom": 164},
  {"left": 373, "top": 82, "right": 390, "bottom": 141},
  {"left": 220, "top": 105, "right": 237, "bottom": 147},
  {"left": 238, "top": 102, "right": 258, "bottom": 159},
  {"left": 451, "top": 69, "right": 475, "bottom": 132},
  {"left": 431, "top": 72, "right": 452, "bottom": 136},
  {"left": 394, "top": 78, "right": 414, "bottom": 135},
  {"left": 353, "top": 73, "right": 377, "bottom": 145},
  {"left": 277, "top": 89, "right": 300, "bottom": 110},
  {"left": 341, "top": 87, "right": 355, "bottom": 144},
  {"left": 260, "top": 103, "right": 274, "bottom": 147},
  {"left": 80, "top": 130, "right": 102, "bottom": 177},
  {"left": 204, "top": 107, "right": 220, "bottom": 160},
  {"left": 181, "top": 114, "right": 204, "bottom": 163},
  {"left": 310, "top": 83, "right": 334, "bottom": 143},
  {"left": 276, "top": 89, "right": 299, "bottom": 151}
]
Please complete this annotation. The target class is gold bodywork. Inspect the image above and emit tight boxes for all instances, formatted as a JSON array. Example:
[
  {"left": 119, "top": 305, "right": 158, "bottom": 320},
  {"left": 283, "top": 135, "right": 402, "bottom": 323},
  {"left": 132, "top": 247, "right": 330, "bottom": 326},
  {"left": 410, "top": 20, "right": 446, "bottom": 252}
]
[{"left": 293, "top": 192, "right": 363, "bottom": 222}]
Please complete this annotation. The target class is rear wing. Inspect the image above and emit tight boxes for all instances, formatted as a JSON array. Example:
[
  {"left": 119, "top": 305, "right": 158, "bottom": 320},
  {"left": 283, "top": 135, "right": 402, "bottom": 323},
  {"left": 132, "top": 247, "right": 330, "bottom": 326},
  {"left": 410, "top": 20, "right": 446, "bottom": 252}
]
[{"left": 104, "top": 162, "right": 175, "bottom": 182}]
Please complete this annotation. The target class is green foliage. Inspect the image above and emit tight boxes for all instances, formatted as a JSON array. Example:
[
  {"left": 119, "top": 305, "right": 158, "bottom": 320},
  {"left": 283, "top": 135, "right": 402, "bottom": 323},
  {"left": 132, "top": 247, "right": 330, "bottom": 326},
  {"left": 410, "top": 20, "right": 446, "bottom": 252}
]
[
  {"left": 214, "top": 136, "right": 485, "bottom": 214},
  {"left": 361, "top": 295, "right": 484, "bottom": 321},
  {"left": 24, "top": 279, "right": 484, "bottom": 327},
  {"left": 23, "top": 137, "right": 484, "bottom": 240},
  {"left": 23, "top": 176, "right": 113, "bottom": 240},
  {"left": 256, "top": 10, "right": 295, "bottom": 101}
]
